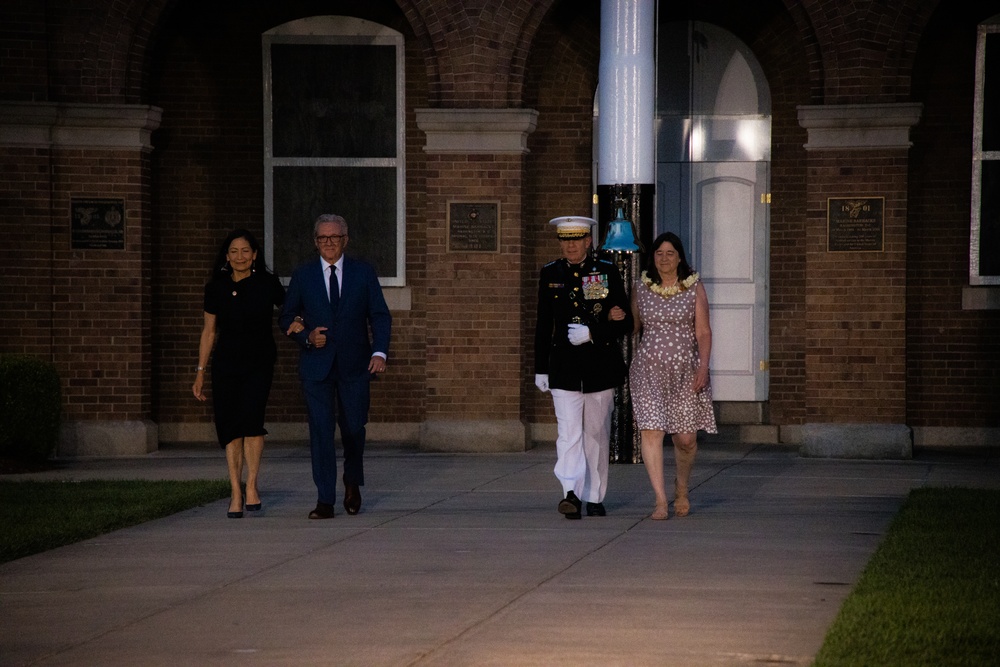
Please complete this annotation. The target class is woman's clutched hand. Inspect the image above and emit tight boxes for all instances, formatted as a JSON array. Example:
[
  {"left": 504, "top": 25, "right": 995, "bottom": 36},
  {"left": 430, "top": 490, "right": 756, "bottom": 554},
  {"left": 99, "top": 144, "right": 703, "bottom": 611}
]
[
  {"left": 286, "top": 316, "right": 305, "bottom": 336},
  {"left": 692, "top": 365, "right": 710, "bottom": 394}
]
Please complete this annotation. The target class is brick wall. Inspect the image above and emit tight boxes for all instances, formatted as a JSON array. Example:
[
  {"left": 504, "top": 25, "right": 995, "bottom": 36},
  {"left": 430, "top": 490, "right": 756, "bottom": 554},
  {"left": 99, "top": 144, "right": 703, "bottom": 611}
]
[
  {"left": 0, "top": 1, "right": 49, "bottom": 100},
  {"left": 422, "top": 154, "right": 528, "bottom": 421},
  {"left": 398, "top": 0, "right": 555, "bottom": 108},
  {"left": 806, "top": 0, "right": 934, "bottom": 104},
  {"left": 0, "top": 148, "right": 55, "bottom": 358},
  {"left": 749, "top": 7, "right": 814, "bottom": 426},
  {"left": 0, "top": 142, "right": 152, "bottom": 424},
  {"left": 906, "top": 3, "right": 1000, "bottom": 428},
  {"left": 52, "top": 148, "right": 152, "bottom": 422},
  {"left": 804, "top": 151, "right": 909, "bottom": 423},
  {"left": 148, "top": 2, "right": 430, "bottom": 432},
  {"left": 391, "top": 38, "right": 431, "bottom": 425},
  {"left": 3, "top": 0, "right": 998, "bottom": 447},
  {"left": 148, "top": 11, "right": 274, "bottom": 429},
  {"left": 522, "top": 5, "right": 600, "bottom": 428}
]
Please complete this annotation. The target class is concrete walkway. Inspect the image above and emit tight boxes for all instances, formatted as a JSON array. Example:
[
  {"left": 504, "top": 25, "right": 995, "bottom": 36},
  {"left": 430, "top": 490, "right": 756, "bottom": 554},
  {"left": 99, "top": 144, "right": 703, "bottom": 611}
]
[{"left": 1, "top": 441, "right": 997, "bottom": 666}]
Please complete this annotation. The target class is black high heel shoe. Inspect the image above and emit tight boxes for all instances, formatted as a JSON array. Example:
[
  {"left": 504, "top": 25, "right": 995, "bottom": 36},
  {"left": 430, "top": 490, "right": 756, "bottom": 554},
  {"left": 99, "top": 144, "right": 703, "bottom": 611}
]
[
  {"left": 227, "top": 496, "right": 244, "bottom": 518},
  {"left": 245, "top": 485, "right": 262, "bottom": 514}
]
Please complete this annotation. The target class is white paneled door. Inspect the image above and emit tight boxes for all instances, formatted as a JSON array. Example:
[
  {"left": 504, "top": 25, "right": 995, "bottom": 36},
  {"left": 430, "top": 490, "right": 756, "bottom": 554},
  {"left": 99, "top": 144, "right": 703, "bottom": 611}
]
[{"left": 657, "top": 160, "right": 769, "bottom": 401}]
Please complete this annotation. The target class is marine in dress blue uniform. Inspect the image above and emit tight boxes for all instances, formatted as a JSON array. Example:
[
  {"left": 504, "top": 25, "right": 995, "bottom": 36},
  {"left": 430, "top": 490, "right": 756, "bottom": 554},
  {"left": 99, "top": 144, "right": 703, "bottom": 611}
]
[{"left": 534, "top": 216, "right": 632, "bottom": 518}]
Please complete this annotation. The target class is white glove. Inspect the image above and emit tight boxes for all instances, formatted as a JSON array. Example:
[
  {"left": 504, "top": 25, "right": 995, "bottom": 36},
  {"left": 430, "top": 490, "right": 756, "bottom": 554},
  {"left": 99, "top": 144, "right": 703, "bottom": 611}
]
[
  {"left": 534, "top": 374, "right": 550, "bottom": 393},
  {"left": 567, "top": 323, "right": 591, "bottom": 346}
]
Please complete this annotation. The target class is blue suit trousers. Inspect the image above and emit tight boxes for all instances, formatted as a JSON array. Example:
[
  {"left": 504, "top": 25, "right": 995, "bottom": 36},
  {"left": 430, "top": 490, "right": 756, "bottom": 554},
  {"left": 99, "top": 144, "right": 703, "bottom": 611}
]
[{"left": 301, "top": 362, "right": 370, "bottom": 504}]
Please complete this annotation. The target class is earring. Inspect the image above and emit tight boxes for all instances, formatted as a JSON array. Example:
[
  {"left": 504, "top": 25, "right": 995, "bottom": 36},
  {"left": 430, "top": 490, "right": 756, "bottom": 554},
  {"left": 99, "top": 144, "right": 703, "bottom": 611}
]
[{"left": 251, "top": 259, "right": 256, "bottom": 273}]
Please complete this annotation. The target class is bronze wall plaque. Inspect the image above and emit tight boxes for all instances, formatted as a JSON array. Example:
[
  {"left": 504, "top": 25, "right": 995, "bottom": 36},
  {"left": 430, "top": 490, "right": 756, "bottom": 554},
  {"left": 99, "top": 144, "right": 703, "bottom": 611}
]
[
  {"left": 71, "top": 198, "right": 126, "bottom": 250},
  {"left": 447, "top": 201, "right": 499, "bottom": 253},
  {"left": 827, "top": 197, "right": 884, "bottom": 252}
]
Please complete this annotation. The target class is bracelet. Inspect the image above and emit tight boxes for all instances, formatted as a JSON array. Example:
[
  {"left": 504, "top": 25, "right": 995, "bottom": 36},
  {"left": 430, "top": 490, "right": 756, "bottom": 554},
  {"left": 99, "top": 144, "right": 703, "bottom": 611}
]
[{"left": 195, "top": 366, "right": 206, "bottom": 372}]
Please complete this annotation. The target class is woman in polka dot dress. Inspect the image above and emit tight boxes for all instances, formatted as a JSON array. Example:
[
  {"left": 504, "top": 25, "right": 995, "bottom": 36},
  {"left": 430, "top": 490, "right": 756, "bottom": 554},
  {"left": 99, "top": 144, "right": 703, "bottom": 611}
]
[{"left": 629, "top": 232, "right": 717, "bottom": 520}]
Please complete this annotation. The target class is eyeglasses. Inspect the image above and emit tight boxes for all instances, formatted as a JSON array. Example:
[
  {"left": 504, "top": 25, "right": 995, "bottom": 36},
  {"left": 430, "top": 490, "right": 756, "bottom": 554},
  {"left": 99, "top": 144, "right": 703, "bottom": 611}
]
[{"left": 315, "top": 234, "right": 346, "bottom": 244}]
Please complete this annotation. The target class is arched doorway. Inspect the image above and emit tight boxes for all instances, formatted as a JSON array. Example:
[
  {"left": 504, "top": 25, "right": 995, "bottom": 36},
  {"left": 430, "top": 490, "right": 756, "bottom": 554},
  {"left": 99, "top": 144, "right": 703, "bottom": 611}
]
[{"left": 656, "top": 21, "right": 771, "bottom": 402}]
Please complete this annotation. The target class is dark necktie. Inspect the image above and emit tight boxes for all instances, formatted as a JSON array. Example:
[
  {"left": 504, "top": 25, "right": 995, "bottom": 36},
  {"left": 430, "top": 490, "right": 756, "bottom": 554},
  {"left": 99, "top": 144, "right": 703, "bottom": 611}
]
[{"left": 329, "top": 265, "right": 340, "bottom": 310}]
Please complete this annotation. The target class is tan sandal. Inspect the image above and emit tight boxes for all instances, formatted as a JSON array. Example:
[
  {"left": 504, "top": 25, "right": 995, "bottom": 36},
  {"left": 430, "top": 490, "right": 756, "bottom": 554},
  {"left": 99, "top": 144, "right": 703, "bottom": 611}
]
[
  {"left": 674, "top": 479, "right": 690, "bottom": 517},
  {"left": 650, "top": 503, "right": 669, "bottom": 520}
]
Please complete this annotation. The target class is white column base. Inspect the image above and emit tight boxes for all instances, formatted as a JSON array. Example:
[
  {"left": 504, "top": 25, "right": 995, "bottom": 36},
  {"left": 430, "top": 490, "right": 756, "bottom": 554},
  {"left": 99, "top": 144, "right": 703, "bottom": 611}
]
[
  {"left": 799, "top": 423, "right": 912, "bottom": 459},
  {"left": 419, "top": 420, "right": 529, "bottom": 452},
  {"left": 59, "top": 420, "right": 158, "bottom": 457}
]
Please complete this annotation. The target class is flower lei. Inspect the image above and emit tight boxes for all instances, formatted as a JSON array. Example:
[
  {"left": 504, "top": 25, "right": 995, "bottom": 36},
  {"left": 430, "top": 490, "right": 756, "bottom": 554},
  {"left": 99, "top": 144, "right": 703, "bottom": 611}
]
[{"left": 641, "top": 270, "right": 699, "bottom": 299}]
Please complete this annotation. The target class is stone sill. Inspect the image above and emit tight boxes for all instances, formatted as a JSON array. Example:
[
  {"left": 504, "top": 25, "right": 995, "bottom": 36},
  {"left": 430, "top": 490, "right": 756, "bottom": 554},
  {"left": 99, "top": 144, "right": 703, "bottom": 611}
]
[{"left": 962, "top": 286, "right": 1000, "bottom": 310}]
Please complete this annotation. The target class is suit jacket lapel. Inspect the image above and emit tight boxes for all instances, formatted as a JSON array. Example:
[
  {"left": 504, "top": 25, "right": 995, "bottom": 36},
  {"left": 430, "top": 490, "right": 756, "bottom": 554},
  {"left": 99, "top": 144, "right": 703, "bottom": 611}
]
[
  {"left": 312, "top": 258, "right": 326, "bottom": 294},
  {"left": 309, "top": 259, "right": 335, "bottom": 321},
  {"left": 338, "top": 256, "right": 352, "bottom": 304}
]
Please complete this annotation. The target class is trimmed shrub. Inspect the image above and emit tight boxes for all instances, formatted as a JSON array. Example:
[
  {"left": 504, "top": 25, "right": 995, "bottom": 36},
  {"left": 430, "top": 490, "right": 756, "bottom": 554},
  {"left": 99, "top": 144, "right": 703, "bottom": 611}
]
[{"left": 0, "top": 355, "right": 61, "bottom": 462}]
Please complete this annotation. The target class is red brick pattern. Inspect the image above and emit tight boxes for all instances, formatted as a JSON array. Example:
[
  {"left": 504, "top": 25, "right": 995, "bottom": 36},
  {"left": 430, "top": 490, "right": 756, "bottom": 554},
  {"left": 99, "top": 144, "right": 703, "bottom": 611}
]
[
  {"left": 803, "top": 151, "right": 910, "bottom": 423},
  {"left": 422, "top": 154, "right": 528, "bottom": 421},
  {"left": 0, "top": 148, "right": 55, "bottom": 358},
  {"left": 1, "top": 0, "right": 998, "bottom": 444},
  {"left": 749, "top": 7, "right": 815, "bottom": 426},
  {"left": 17, "top": 148, "right": 151, "bottom": 422},
  {"left": 0, "top": 2, "right": 49, "bottom": 100},
  {"left": 522, "top": 7, "right": 600, "bottom": 426},
  {"left": 397, "top": 0, "right": 555, "bottom": 107},
  {"left": 148, "top": 20, "right": 274, "bottom": 426},
  {"left": 800, "top": 0, "right": 935, "bottom": 104},
  {"left": 906, "top": 6, "right": 1000, "bottom": 428}
]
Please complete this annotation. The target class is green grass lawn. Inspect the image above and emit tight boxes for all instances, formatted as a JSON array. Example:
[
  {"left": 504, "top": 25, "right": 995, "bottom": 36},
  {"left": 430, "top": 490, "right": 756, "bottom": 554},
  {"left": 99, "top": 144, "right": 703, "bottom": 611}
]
[
  {"left": 813, "top": 487, "right": 1000, "bottom": 667},
  {"left": 0, "top": 479, "right": 229, "bottom": 564}
]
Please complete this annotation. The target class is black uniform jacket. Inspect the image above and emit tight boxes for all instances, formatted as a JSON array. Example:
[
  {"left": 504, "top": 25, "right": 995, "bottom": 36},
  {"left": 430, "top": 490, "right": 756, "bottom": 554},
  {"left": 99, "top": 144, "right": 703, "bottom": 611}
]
[{"left": 534, "top": 254, "right": 633, "bottom": 393}]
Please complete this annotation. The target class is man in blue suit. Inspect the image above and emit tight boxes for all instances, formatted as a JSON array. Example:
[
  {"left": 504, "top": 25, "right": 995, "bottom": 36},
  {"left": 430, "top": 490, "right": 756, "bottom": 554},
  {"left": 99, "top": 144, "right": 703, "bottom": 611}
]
[{"left": 280, "top": 214, "right": 392, "bottom": 519}]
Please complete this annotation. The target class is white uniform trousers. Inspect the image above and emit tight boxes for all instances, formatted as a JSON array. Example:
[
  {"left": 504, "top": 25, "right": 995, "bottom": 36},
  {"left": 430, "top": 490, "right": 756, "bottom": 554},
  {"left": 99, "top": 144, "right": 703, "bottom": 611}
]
[{"left": 550, "top": 387, "right": 613, "bottom": 503}]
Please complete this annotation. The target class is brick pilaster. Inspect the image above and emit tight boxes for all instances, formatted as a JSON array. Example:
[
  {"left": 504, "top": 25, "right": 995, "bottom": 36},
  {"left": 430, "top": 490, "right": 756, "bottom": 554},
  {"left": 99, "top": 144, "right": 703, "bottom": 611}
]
[
  {"left": 797, "top": 104, "right": 921, "bottom": 456},
  {"left": 0, "top": 102, "right": 162, "bottom": 456},
  {"left": 415, "top": 109, "right": 538, "bottom": 450}
]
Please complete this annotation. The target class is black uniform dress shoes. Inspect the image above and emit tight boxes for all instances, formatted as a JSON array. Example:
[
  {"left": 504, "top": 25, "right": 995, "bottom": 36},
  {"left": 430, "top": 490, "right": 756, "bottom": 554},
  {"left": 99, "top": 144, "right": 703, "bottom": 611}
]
[
  {"left": 308, "top": 501, "right": 335, "bottom": 519},
  {"left": 343, "top": 482, "right": 362, "bottom": 515},
  {"left": 585, "top": 502, "right": 606, "bottom": 517},
  {"left": 558, "top": 490, "right": 582, "bottom": 520}
]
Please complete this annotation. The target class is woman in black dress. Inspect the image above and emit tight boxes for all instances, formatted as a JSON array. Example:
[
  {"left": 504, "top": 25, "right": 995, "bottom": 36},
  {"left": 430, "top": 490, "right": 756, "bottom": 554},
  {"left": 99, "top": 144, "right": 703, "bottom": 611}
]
[{"left": 192, "top": 229, "right": 289, "bottom": 518}]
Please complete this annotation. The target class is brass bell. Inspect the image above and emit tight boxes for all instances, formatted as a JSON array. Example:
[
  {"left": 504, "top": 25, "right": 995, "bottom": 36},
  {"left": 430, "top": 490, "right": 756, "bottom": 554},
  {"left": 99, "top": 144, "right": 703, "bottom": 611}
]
[{"left": 600, "top": 207, "right": 642, "bottom": 253}]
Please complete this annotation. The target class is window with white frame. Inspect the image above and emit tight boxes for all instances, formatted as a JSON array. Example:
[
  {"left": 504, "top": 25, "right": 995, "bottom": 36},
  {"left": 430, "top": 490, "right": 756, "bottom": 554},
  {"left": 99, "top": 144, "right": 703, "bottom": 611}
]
[
  {"left": 972, "top": 16, "right": 1000, "bottom": 286},
  {"left": 262, "top": 16, "right": 405, "bottom": 285}
]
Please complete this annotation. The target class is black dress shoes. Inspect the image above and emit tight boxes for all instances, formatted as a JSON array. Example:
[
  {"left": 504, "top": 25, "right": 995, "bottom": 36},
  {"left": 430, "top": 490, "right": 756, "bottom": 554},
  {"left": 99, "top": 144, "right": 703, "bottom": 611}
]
[
  {"left": 343, "top": 482, "right": 362, "bottom": 515},
  {"left": 558, "top": 490, "right": 582, "bottom": 520},
  {"left": 308, "top": 501, "right": 335, "bottom": 519},
  {"left": 586, "top": 502, "right": 606, "bottom": 517}
]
